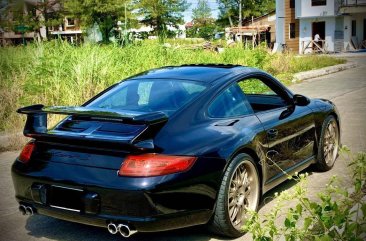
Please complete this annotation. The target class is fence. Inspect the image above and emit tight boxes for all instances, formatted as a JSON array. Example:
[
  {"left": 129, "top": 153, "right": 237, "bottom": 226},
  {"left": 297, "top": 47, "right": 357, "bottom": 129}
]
[{"left": 301, "top": 40, "right": 328, "bottom": 54}]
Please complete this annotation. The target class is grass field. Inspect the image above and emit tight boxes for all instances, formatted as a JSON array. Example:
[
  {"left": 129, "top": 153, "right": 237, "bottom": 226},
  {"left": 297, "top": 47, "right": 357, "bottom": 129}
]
[{"left": 0, "top": 40, "right": 345, "bottom": 135}]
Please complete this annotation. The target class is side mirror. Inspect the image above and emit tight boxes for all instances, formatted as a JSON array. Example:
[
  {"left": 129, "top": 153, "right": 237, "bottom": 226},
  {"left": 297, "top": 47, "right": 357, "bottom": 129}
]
[{"left": 293, "top": 94, "right": 310, "bottom": 106}]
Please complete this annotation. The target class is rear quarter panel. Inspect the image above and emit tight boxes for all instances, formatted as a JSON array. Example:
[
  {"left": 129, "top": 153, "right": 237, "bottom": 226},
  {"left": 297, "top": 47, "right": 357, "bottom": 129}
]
[{"left": 307, "top": 98, "right": 341, "bottom": 149}]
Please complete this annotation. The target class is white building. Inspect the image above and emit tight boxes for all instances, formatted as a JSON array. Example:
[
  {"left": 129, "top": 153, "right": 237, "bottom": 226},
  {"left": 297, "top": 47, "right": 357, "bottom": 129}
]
[{"left": 276, "top": 0, "right": 366, "bottom": 53}]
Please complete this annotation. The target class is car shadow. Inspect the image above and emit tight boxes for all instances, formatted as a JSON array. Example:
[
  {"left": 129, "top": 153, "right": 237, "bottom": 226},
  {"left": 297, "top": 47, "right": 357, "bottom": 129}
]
[
  {"left": 25, "top": 215, "right": 229, "bottom": 241},
  {"left": 259, "top": 166, "right": 315, "bottom": 210},
  {"left": 24, "top": 167, "right": 316, "bottom": 241}
]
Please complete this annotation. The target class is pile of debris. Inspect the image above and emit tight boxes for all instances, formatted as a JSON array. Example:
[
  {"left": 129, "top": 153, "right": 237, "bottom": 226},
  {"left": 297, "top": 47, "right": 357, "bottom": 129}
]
[{"left": 164, "top": 41, "right": 224, "bottom": 53}]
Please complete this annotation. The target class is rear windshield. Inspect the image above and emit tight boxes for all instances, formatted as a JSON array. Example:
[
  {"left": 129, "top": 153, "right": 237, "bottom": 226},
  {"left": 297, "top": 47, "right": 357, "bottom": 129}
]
[{"left": 88, "top": 79, "right": 207, "bottom": 115}]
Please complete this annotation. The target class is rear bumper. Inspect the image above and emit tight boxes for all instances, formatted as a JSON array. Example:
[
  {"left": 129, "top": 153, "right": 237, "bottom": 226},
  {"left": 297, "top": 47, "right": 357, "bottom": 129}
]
[
  {"left": 11, "top": 159, "right": 220, "bottom": 232},
  {"left": 17, "top": 200, "right": 212, "bottom": 232}
]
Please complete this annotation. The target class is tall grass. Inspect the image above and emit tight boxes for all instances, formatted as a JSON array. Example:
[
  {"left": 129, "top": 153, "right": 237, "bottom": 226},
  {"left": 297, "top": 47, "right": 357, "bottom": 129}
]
[{"left": 0, "top": 40, "right": 345, "bottom": 133}]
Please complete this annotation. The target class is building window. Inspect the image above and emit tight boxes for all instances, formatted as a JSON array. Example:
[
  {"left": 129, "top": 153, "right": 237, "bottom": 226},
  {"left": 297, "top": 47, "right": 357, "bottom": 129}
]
[
  {"left": 289, "top": 23, "right": 296, "bottom": 39},
  {"left": 290, "top": 0, "right": 295, "bottom": 8},
  {"left": 66, "top": 18, "right": 75, "bottom": 27},
  {"left": 311, "top": 0, "right": 326, "bottom": 6},
  {"left": 351, "top": 20, "right": 356, "bottom": 36}
]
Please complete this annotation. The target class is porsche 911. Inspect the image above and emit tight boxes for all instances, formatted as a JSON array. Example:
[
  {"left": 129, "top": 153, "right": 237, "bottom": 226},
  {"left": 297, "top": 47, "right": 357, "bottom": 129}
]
[{"left": 12, "top": 64, "right": 340, "bottom": 238}]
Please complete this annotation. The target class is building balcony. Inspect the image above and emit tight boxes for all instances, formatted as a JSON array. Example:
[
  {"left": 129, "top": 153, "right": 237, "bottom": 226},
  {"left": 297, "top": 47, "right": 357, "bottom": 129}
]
[
  {"left": 341, "top": 0, "right": 366, "bottom": 6},
  {"left": 0, "top": 31, "right": 35, "bottom": 39},
  {"left": 340, "top": 0, "right": 366, "bottom": 14}
]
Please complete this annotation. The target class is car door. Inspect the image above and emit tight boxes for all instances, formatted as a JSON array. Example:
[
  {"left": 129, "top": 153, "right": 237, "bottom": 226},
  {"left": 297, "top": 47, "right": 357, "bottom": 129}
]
[{"left": 238, "top": 75, "right": 316, "bottom": 186}]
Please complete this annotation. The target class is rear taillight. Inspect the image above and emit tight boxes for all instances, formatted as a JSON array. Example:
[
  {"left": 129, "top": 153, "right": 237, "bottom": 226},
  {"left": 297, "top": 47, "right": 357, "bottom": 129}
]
[
  {"left": 18, "top": 142, "right": 35, "bottom": 164},
  {"left": 118, "top": 153, "right": 197, "bottom": 177}
]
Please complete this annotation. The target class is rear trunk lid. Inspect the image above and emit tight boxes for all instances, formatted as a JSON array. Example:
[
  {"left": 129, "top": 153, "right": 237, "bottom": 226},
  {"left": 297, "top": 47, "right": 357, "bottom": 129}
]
[{"left": 17, "top": 105, "right": 168, "bottom": 168}]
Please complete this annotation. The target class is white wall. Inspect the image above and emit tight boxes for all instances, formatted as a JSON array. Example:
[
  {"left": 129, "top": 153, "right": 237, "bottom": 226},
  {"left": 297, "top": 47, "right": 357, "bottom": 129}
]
[
  {"left": 275, "top": 0, "right": 285, "bottom": 50},
  {"left": 344, "top": 13, "right": 366, "bottom": 49},
  {"left": 326, "top": 18, "right": 336, "bottom": 52},
  {"left": 299, "top": 17, "right": 336, "bottom": 53},
  {"left": 343, "top": 15, "right": 352, "bottom": 50},
  {"left": 297, "top": 0, "right": 336, "bottom": 18}
]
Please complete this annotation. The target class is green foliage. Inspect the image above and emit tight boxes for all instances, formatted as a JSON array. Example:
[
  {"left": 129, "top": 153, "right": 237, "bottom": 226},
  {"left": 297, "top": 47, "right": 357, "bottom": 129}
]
[
  {"left": 263, "top": 53, "right": 345, "bottom": 84},
  {"left": 64, "top": 0, "right": 132, "bottom": 43},
  {"left": 197, "top": 24, "right": 216, "bottom": 40},
  {"left": 186, "top": 23, "right": 216, "bottom": 40},
  {"left": 134, "top": 0, "right": 189, "bottom": 41},
  {"left": 216, "top": 0, "right": 275, "bottom": 27},
  {"left": 192, "top": 0, "right": 212, "bottom": 20},
  {"left": 243, "top": 147, "right": 366, "bottom": 241},
  {"left": 188, "top": 0, "right": 217, "bottom": 40},
  {"left": 0, "top": 41, "right": 344, "bottom": 133}
]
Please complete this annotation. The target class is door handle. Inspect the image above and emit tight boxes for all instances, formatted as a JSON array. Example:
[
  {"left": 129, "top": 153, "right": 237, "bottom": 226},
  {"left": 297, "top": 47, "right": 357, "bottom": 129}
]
[{"left": 267, "top": 129, "right": 278, "bottom": 139}]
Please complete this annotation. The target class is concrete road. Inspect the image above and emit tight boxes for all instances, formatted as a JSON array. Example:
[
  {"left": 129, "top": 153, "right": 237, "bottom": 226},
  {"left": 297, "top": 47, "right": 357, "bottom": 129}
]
[{"left": 0, "top": 55, "right": 365, "bottom": 241}]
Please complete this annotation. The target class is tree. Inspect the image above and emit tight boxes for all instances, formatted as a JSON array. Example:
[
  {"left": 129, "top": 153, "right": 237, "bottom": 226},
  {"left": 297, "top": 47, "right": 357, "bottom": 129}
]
[
  {"left": 64, "top": 0, "right": 133, "bottom": 43},
  {"left": 192, "top": 0, "right": 212, "bottom": 20},
  {"left": 188, "top": 0, "right": 216, "bottom": 40},
  {"left": 188, "top": 23, "right": 216, "bottom": 40},
  {"left": 134, "top": 0, "right": 189, "bottom": 41},
  {"left": 216, "top": 0, "right": 275, "bottom": 27},
  {"left": 0, "top": 0, "right": 63, "bottom": 40},
  {"left": 216, "top": 0, "right": 235, "bottom": 27},
  {"left": 34, "top": 0, "right": 64, "bottom": 39}
]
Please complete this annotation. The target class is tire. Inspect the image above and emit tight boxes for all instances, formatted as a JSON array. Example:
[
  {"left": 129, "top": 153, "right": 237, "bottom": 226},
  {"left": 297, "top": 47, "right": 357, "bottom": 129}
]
[
  {"left": 316, "top": 115, "right": 339, "bottom": 171},
  {"left": 208, "top": 153, "right": 260, "bottom": 238}
]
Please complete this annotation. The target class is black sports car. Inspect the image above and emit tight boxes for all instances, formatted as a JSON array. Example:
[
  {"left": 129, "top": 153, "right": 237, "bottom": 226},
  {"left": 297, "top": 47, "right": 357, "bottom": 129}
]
[{"left": 12, "top": 64, "right": 340, "bottom": 238}]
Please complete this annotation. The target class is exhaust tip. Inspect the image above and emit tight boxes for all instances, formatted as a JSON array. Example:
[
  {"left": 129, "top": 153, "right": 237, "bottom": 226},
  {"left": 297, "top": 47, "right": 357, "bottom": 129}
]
[
  {"left": 25, "top": 207, "right": 34, "bottom": 216},
  {"left": 107, "top": 223, "right": 118, "bottom": 235},
  {"left": 118, "top": 224, "right": 130, "bottom": 237},
  {"left": 19, "top": 205, "right": 26, "bottom": 215},
  {"left": 118, "top": 224, "right": 137, "bottom": 238}
]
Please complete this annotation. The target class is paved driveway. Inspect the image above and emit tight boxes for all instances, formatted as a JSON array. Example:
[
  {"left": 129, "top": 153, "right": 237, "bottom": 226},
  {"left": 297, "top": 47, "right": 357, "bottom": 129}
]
[{"left": 0, "top": 55, "right": 365, "bottom": 241}]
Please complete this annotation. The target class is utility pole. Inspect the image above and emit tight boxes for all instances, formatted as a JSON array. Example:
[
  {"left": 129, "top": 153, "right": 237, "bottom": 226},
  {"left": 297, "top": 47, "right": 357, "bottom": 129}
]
[
  {"left": 124, "top": 1, "right": 128, "bottom": 45},
  {"left": 124, "top": 2, "right": 127, "bottom": 32},
  {"left": 238, "top": 0, "right": 242, "bottom": 42},
  {"left": 239, "top": 0, "right": 242, "bottom": 28}
]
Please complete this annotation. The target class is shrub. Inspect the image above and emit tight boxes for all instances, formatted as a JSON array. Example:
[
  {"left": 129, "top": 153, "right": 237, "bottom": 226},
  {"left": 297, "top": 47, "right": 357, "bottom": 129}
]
[{"left": 243, "top": 147, "right": 366, "bottom": 241}]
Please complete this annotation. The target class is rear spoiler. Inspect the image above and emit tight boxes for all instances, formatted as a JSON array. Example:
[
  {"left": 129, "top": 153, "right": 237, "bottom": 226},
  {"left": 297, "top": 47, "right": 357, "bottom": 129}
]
[{"left": 17, "top": 104, "right": 168, "bottom": 148}]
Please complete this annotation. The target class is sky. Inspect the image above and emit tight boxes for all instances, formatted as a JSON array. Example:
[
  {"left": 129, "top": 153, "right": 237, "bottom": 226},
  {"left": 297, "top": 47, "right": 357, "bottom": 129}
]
[{"left": 183, "top": 0, "right": 220, "bottom": 23}]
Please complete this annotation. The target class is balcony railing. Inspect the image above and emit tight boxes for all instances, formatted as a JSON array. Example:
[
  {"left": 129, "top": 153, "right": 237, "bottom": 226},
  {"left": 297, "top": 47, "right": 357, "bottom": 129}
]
[
  {"left": 341, "top": 0, "right": 366, "bottom": 6},
  {"left": 301, "top": 40, "right": 328, "bottom": 54}
]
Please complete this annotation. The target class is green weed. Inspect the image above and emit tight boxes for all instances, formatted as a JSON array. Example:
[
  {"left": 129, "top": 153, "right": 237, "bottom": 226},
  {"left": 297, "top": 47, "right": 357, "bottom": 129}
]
[{"left": 0, "top": 40, "right": 344, "bottom": 133}]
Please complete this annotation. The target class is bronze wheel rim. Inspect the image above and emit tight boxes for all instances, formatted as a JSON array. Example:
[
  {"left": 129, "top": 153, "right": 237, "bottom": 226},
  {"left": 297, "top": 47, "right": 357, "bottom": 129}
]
[
  {"left": 323, "top": 120, "right": 339, "bottom": 166},
  {"left": 228, "top": 160, "right": 259, "bottom": 229}
]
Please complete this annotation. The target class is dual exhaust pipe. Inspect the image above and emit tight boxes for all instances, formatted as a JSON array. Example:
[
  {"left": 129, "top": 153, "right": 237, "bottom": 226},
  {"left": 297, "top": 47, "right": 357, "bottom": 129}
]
[
  {"left": 20, "top": 205, "right": 136, "bottom": 237},
  {"left": 19, "top": 205, "right": 35, "bottom": 216},
  {"left": 107, "top": 222, "right": 137, "bottom": 238}
]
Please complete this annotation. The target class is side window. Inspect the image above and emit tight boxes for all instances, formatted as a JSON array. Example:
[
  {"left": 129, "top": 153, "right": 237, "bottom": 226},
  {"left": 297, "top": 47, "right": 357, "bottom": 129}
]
[
  {"left": 208, "top": 83, "right": 252, "bottom": 118},
  {"left": 290, "top": 0, "right": 295, "bottom": 8},
  {"left": 238, "top": 77, "right": 288, "bottom": 113},
  {"left": 311, "top": 0, "right": 326, "bottom": 6},
  {"left": 289, "top": 23, "right": 296, "bottom": 39},
  {"left": 239, "top": 78, "right": 276, "bottom": 95},
  {"left": 182, "top": 82, "right": 206, "bottom": 95}
]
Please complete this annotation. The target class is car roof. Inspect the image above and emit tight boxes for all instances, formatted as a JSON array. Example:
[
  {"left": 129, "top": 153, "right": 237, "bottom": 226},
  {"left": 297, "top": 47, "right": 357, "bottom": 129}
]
[{"left": 129, "top": 64, "right": 259, "bottom": 83}]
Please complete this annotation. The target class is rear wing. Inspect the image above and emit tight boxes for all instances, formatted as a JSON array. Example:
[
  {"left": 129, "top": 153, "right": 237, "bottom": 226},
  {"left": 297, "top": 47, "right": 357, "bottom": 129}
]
[{"left": 17, "top": 104, "right": 168, "bottom": 148}]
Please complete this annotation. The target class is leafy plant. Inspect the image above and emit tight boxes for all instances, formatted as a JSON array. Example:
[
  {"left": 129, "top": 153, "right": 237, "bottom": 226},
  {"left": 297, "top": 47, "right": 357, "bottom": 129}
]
[{"left": 243, "top": 147, "right": 366, "bottom": 241}]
